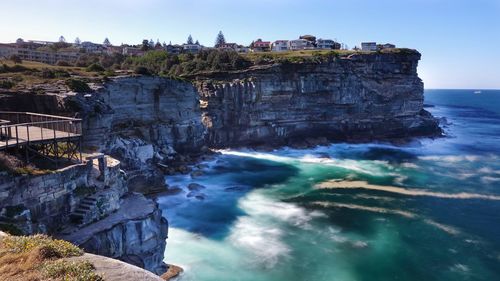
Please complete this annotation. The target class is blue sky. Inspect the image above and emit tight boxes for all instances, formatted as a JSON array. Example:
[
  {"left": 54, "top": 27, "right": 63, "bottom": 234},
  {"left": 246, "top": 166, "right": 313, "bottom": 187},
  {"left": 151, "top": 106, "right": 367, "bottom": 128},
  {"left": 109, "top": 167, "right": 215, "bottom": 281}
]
[{"left": 1, "top": 0, "right": 499, "bottom": 89}]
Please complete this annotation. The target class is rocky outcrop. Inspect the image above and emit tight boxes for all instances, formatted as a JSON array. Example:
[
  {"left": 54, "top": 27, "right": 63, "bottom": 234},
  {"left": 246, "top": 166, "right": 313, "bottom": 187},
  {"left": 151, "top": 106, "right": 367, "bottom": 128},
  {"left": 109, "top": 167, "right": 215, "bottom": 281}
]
[
  {"left": 68, "top": 76, "right": 206, "bottom": 193},
  {"left": 67, "top": 253, "right": 164, "bottom": 281},
  {"left": 60, "top": 193, "right": 168, "bottom": 275},
  {"left": 0, "top": 156, "right": 169, "bottom": 276},
  {"left": 198, "top": 51, "right": 441, "bottom": 147}
]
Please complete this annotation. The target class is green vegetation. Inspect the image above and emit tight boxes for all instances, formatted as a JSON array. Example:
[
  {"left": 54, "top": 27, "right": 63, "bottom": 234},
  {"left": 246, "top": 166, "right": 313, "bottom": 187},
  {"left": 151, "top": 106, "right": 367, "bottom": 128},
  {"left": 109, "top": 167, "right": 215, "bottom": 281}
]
[
  {"left": 0, "top": 47, "right": 417, "bottom": 89},
  {"left": 122, "top": 49, "right": 251, "bottom": 77},
  {"left": 0, "top": 80, "right": 16, "bottom": 89},
  {"left": 65, "top": 78, "right": 91, "bottom": 92},
  {"left": 0, "top": 234, "right": 103, "bottom": 281},
  {"left": 42, "top": 260, "right": 103, "bottom": 281},
  {"left": 1, "top": 234, "right": 83, "bottom": 257},
  {"left": 0, "top": 224, "right": 23, "bottom": 236},
  {"left": 0, "top": 153, "right": 52, "bottom": 176},
  {"left": 86, "top": 63, "right": 105, "bottom": 72}
]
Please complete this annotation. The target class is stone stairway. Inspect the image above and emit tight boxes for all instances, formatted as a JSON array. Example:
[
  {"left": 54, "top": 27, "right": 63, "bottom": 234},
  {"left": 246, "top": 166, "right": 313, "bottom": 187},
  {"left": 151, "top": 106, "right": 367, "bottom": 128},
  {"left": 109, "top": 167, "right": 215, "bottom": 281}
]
[{"left": 70, "top": 195, "right": 98, "bottom": 225}]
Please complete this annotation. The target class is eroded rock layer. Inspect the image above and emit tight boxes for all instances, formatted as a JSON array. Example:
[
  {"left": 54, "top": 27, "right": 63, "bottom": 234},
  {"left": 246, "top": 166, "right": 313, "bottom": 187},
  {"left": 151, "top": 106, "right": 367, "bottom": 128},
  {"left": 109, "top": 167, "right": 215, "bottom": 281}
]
[{"left": 198, "top": 51, "right": 440, "bottom": 147}]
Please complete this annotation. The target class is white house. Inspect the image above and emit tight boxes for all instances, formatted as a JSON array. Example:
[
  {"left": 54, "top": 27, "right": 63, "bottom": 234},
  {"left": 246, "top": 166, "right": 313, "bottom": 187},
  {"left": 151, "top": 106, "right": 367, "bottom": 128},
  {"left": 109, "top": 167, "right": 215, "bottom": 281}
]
[
  {"left": 80, "top": 41, "right": 104, "bottom": 53},
  {"left": 182, "top": 44, "right": 202, "bottom": 53},
  {"left": 316, "top": 39, "right": 341, "bottom": 50},
  {"left": 235, "top": 45, "right": 250, "bottom": 53},
  {"left": 361, "top": 42, "right": 377, "bottom": 51},
  {"left": 271, "top": 40, "right": 289, "bottom": 52},
  {"left": 288, "top": 39, "right": 313, "bottom": 51}
]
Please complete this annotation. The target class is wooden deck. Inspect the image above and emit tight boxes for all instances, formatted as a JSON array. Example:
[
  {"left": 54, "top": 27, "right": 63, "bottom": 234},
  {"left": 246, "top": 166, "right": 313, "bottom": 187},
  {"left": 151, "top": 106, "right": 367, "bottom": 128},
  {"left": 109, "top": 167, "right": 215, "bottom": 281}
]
[
  {"left": 0, "top": 125, "right": 80, "bottom": 149},
  {"left": 0, "top": 111, "right": 83, "bottom": 162}
]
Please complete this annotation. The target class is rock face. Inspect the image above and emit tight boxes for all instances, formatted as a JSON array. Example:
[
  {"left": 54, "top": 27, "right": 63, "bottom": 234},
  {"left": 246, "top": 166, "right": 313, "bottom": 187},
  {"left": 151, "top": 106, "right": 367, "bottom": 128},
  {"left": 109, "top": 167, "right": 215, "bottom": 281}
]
[
  {"left": 68, "top": 76, "right": 206, "bottom": 193},
  {"left": 61, "top": 193, "right": 168, "bottom": 275},
  {"left": 75, "top": 76, "right": 205, "bottom": 153},
  {"left": 198, "top": 51, "right": 441, "bottom": 147},
  {"left": 0, "top": 156, "right": 168, "bottom": 276}
]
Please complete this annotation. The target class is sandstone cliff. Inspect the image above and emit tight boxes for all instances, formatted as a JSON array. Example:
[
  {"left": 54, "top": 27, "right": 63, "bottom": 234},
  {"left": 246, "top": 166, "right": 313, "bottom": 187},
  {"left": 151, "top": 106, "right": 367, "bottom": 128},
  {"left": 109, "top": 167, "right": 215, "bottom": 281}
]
[
  {"left": 197, "top": 51, "right": 440, "bottom": 147},
  {"left": 68, "top": 76, "right": 206, "bottom": 193}
]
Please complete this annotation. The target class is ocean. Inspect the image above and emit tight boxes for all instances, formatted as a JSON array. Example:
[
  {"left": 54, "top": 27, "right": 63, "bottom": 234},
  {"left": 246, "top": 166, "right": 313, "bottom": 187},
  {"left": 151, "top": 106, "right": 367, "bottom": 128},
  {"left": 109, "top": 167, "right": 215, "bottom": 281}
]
[{"left": 158, "top": 89, "right": 500, "bottom": 281}]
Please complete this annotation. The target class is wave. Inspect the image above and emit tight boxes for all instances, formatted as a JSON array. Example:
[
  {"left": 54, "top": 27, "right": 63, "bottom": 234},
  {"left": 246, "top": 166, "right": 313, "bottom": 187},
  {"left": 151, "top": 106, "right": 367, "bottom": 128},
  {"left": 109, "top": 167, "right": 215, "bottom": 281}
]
[
  {"left": 228, "top": 216, "right": 290, "bottom": 269},
  {"left": 315, "top": 180, "right": 500, "bottom": 201}
]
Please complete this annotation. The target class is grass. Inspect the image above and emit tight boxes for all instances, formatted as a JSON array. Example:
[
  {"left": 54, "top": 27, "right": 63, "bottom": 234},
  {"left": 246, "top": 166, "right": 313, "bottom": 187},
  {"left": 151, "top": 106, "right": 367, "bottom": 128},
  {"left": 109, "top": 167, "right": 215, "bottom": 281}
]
[
  {"left": 0, "top": 234, "right": 83, "bottom": 257},
  {"left": 42, "top": 260, "right": 103, "bottom": 281},
  {"left": 0, "top": 152, "right": 53, "bottom": 176},
  {"left": 0, "top": 234, "right": 104, "bottom": 281},
  {"left": 243, "top": 48, "right": 418, "bottom": 64},
  {"left": 0, "top": 59, "right": 102, "bottom": 91}
]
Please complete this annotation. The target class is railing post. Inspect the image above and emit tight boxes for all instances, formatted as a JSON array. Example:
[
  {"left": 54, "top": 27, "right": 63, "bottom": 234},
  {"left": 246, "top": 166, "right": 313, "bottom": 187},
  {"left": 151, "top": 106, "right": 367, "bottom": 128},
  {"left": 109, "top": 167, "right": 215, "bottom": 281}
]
[{"left": 25, "top": 124, "right": 30, "bottom": 164}]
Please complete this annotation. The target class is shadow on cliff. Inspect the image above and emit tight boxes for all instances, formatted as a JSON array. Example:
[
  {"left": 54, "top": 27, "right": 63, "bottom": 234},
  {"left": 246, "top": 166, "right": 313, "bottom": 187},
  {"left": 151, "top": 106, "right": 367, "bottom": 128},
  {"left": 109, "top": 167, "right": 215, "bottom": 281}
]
[{"left": 158, "top": 155, "right": 300, "bottom": 240}]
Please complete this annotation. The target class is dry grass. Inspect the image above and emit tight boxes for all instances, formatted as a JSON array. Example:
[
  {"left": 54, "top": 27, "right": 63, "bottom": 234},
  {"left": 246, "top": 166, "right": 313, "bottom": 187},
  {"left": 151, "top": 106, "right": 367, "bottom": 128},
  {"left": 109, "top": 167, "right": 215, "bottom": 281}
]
[
  {"left": 0, "top": 234, "right": 103, "bottom": 281},
  {"left": 0, "top": 152, "right": 52, "bottom": 176},
  {"left": 0, "top": 59, "right": 83, "bottom": 72},
  {"left": 242, "top": 48, "right": 417, "bottom": 64},
  {"left": 0, "top": 59, "right": 100, "bottom": 91}
]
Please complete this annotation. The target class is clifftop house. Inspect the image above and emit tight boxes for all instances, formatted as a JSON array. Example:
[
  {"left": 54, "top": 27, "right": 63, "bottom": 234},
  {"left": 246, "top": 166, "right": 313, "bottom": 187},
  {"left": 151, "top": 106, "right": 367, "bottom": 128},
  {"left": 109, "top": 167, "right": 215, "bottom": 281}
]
[
  {"left": 251, "top": 39, "right": 271, "bottom": 52},
  {"left": 316, "top": 39, "right": 341, "bottom": 50},
  {"left": 271, "top": 40, "right": 289, "bottom": 52}
]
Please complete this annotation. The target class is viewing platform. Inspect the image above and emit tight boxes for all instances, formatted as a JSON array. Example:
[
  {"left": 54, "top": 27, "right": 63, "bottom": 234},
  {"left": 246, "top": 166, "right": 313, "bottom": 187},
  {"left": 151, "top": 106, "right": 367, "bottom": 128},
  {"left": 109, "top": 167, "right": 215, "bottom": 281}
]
[{"left": 0, "top": 111, "right": 82, "bottom": 163}]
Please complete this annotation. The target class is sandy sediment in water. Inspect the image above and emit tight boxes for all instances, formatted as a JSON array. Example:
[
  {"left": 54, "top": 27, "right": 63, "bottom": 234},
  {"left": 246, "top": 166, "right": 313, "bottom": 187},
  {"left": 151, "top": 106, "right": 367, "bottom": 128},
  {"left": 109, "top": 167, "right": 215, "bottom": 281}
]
[{"left": 315, "top": 180, "right": 500, "bottom": 201}]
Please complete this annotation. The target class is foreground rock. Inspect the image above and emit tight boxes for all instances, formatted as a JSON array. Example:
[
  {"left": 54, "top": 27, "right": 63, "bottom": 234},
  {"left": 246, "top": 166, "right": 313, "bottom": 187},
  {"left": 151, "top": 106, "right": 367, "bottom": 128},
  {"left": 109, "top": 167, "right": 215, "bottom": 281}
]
[
  {"left": 68, "top": 253, "right": 164, "bottom": 281},
  {"left": 59, "top": 193, "right": 168, "bottom": 275},
  {"left": 0, "top": 156, "right": 168, "bottom": 276}
]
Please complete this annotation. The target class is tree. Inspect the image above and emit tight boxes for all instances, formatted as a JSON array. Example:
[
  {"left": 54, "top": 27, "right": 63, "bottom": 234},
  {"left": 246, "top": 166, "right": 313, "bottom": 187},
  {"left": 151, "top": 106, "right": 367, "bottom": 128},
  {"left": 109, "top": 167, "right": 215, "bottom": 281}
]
[
  {"left": 187, "top": 35, "right": 194, "bottom": 45},
  {"left": 103, "top": 38, "right": 111, "bottom": 46},
  {"left": 9, "top": 55, "right": 22, "bottom": 64},
  {"left": 141, "top": 39, "right": 150, "bottom": 51},
  {"left": 195, "top": 40, "right": 200, "bottom": 45},
  {"left": 74, "top": 37, "right": 81, "bottom": 45},
  {"left": 155, "top": 39, "right": 162, "bottom": 49},
  {"left": 59, "top": 36, "right": 66, "bottom": 43},
  {"left": 149, "top": 39, "right": 155, "bottom": 47},
  {"left": 215, "top": 31, "right": 226, "bottom": 47}
]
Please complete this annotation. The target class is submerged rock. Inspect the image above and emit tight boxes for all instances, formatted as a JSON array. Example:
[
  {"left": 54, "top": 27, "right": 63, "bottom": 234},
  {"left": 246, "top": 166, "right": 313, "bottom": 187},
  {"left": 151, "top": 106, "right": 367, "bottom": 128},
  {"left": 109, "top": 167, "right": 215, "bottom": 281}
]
[{"left": 188, "top": 183, "right": 206, "bottom": 191}]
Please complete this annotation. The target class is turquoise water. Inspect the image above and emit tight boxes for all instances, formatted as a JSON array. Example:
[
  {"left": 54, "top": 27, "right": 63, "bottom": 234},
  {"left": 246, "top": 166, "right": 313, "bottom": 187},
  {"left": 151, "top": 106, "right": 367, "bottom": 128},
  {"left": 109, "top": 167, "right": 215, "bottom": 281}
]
[{"left": 159, "top": 89, "right": 500, "bottom": 281}]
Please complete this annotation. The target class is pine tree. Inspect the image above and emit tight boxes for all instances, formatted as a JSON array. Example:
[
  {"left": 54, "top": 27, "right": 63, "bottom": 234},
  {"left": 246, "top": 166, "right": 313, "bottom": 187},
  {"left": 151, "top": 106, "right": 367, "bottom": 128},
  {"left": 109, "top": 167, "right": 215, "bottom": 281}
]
[
  {"left": 215, "top": 31, "right": 226, "bottom": 47},
  {"left": 141, "top": 39, "right": 150, "bottom": 51},
  {"left": 103, "top": 37, "right": 111, "bottom": 46},
  {"left": 74, "top": 37, "right": 81, "bottom": 45},
  {"left": 195, "top": 40, "right": 200, "bottom": 45},
  {"left": 187, "top": 35, "right": 194, "bottom": 45},
  {"left": 59, "top": 36, "right": 66, "bottom": 43}
]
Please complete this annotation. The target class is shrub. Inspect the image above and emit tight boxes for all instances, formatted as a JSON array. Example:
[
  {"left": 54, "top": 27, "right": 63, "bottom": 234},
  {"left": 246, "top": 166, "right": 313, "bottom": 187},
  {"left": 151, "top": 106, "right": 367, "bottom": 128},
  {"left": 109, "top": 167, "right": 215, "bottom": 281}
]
[
  {"left": 0, "top": 234, "right": 83, "bottom": 257},
  {"left": 0, "top": 80, "right": 15, "bottom": 89},
  {"left": 42, "top": 260, "right": 104, "bottom": 281},
  {"left": 0, "top": 63, "right": 30, "bottom": 73},
  {"left": 0, "top": 153, "right": 23, "bottom": 174},
  {"left": 86, "top": 63, "right": 105, "bottom": 72},
  {"left": 0, "top": 234, "right": 99, "bottom": 281},
  {"left": 66, "top": 79, "right": 91, "bottom": 93},
  {"left": 0, "top": 223, "right": 23, "bottom": 236},
  {"left": 134, "top": 66, "right": 151, "bottom": 75},
  {"left": 56, "top": 60, "right": 72, "bottom": 67}
]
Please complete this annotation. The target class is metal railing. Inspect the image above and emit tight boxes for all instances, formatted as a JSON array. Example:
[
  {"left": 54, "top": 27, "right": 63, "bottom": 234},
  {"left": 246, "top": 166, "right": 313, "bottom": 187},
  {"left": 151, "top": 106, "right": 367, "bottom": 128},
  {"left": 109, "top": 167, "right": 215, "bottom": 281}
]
[{"left": 0, "top": 111, "right": 82, "bottom": 149}]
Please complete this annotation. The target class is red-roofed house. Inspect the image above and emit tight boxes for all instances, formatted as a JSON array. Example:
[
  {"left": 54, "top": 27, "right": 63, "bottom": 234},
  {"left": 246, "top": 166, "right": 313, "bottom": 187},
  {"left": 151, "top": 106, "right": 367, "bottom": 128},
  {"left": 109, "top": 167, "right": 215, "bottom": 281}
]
[{"left": 251, "top": 39, "right": 271, "bottom": 52}]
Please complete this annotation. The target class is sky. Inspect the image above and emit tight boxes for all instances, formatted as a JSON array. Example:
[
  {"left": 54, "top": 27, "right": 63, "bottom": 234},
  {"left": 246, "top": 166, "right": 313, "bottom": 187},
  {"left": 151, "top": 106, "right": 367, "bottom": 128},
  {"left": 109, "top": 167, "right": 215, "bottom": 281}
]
[{"left": 1, "top": 0, "right": 499, "bottom": 89}]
